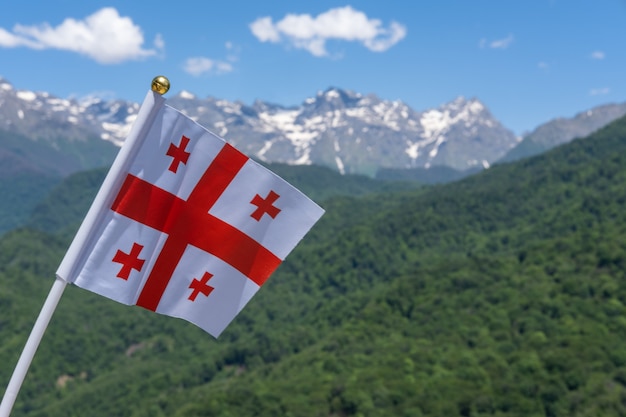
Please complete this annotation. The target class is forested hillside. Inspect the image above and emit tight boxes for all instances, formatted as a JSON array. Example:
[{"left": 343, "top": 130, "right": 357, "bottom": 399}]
[
  {"left": 0, "top": 173, "right": 60, "bottom": 235},
  {"left": 1, "top": 115, "right": 626, "bottom": 416},
  {"left": 0, "top": 127, "right": 119, "bottom": 235},
  {"left": 25, "top": 163, "right": 417, "bottom": 237}
]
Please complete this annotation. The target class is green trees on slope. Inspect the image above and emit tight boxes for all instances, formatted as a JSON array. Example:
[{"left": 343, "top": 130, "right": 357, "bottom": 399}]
[{"left": 1, "top": 116, "right": 626, "bottom": 416}]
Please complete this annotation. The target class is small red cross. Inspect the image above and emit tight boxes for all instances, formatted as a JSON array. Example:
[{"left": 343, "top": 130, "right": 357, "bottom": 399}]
[
  {"left": 112, "top": 242, "right": 145, "bottom": 280},
  {"left": 166, "top": 135, "right": 191, "bottom": 173},
  {"left": 188, "top": 272, "right": 214, "bottom": 301},
  {"left": 250, "top": 190, "right": 281, "bottom": 221}
]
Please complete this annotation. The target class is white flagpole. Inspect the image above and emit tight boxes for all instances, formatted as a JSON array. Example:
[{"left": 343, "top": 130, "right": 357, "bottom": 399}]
[
  {"left": 0, "top": 77, "right": 170, "bottom": 417},
  {"left": 0, "top": 278, "right": 67, "bottom": 417}
]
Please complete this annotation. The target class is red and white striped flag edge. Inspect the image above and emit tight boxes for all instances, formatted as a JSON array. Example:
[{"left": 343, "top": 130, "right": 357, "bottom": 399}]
[{"left": 56, "top": 90, "right": 325, "bottom": 337}]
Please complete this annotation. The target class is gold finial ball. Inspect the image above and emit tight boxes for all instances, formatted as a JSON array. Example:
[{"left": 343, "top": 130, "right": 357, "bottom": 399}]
[{"left": 151, "top": 76, "right": 170, "bottom": 95}]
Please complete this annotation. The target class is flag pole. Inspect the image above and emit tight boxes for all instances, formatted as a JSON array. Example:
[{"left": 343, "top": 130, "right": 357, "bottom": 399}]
[{"left": 0, "top": 77, "right": 171, "bottom": 417}]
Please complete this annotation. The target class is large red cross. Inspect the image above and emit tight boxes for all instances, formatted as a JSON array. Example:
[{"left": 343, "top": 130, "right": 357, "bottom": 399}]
[
  {"left": 188, "top": 272, "right": 214, "bottom": 301},
  {"left": 112, "top": 242, "right": 145, "bottom": 280},
  {"left": 166, "top": 135, "right": 191, "bottom": 173},
  {"left": 111, "top": 143, "right": 281, "bottom": 312},
  {"left": 250, "top": 190, "right": 281, "bottom": 221}
]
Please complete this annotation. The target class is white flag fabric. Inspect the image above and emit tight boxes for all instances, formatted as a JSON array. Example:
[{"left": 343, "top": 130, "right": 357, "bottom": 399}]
[{"left": 56, "top": 91, "right": 324, "bottom": 337}]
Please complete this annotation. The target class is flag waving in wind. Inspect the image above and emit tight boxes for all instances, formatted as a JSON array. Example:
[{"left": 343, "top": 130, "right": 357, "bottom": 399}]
[{"left": 56, "top": 88, "right": 324, "bottom": 337}]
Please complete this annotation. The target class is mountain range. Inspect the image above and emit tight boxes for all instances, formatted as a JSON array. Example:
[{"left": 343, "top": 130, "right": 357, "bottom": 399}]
[{"left": 2, "top": 76, "right": 625, "bottom": 179}]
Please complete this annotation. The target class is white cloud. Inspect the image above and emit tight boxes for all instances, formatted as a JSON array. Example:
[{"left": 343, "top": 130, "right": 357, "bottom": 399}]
[
  {"left": 590, "top": 87, "right": 610, "bottom": 96},
  {"left": 480, "top": 34, "right": 514, "bottom": 50},
  {"left": 250, "top": 17, "right": 281, "bottom": 43},
  {"left": 364, "top": 22, "right": 407, "bottom": 52},
  {"left": 183, "top": 57, "right": 234, "bottom": 76},
  {"left": 0, "top": 7, "right": 160, "bottom": 64},
  {"left": 0, "top": 27, "right": 36, "bottom": 48},
  {"left": 590, "top": 50, "right": 605, "bottom": 60},
  {"left": 249, "top": 6, "right": 406, "bottom": 57},
  {"left": 183, "top": 42, "right": 238, "bottom": 77}
]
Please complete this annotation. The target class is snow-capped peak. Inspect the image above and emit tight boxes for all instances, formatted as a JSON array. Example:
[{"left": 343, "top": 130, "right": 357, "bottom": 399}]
[
  {"left": 0, "top": 78, "right": 13, "bottom": 91},
  {"left": 178, "top": 90, "right": 196, "bottom": 100},
  {"left": 321, "top": 88, "right": 341, "bottom": 99},
  {"left": 16, "top": 90, "right": 37, "bottom": 102}
]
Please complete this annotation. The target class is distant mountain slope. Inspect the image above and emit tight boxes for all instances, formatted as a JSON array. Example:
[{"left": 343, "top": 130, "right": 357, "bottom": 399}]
[
  {"left": 0, "top": 127, "right": 117, "bottom": 235},
  {"left": 0, "top": 173, "right": 60, "bottom": 235},
  {"left": 0, "top": 128, "right": 117, "bottom": 178},
  {"left": 499, "top": 102, "right": 626, "bottom": 163},
  {"left": 375, "top": 164, "right": 482, "bottom": 184},
  {"left": 0, "top": 78, "right": 138, "bottom": 147},
  {"left": 2, "top": 115, "right": 626, "bottom": 416}
]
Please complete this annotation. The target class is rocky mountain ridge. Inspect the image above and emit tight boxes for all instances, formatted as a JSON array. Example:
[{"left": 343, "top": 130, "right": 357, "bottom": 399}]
[
  {"left": 0, "top": 77, "right": 517, "bottom": 175},
  {"left": 499, "top": 103, "right": 626, "bottom": 163},
  {"left": 1, "top": 76, "right": 624, "bottom": 177}
]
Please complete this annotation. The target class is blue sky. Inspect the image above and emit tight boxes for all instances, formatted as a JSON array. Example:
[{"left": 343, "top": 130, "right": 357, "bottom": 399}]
[{"left": 0, "top": 1, "right": 624, "bottom": 135}]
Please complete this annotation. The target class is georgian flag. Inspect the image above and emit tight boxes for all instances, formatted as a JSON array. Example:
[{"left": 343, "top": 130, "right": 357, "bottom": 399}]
[{"left": 56, "top": 91, "right": 324, "bottom": 337}]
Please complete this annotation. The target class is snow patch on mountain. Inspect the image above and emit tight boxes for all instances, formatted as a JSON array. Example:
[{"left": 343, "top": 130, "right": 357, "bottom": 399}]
[
  {"left": 17, "top": 91, "right": 37, "bottom": 102},
  {"left": 259, "top": 110, "right": 318, "bottom": 163},
  {"left": 179, "top": 90, "right": 196, "bottom": 100}
]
